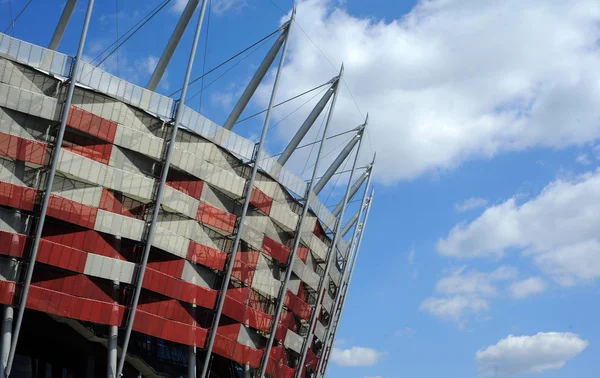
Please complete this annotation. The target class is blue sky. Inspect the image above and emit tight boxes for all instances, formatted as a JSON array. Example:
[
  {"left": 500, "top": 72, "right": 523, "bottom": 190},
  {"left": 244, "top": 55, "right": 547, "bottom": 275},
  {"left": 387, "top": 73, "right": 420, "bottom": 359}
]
[{"left": 2, "top": 1, "right": 600, "bottom": 378}]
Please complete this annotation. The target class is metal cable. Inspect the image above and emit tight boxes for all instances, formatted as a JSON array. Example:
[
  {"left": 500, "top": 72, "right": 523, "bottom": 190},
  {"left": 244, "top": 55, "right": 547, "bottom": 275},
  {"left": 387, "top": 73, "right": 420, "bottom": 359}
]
[
  {"left": 115, "top": 0, "right": 120, "bottom": 77},
  {"left": 199, "top": 0, "right": 212, "bottom": 112},
  {"left": 170, "top": 28, "right": 281, "bottom": 97},
  {"left": 235, "top": 81, "right": 330, "bottom": 125},
  {"left": 250, "top": 86, "right": 328, "bottom": 142},
  {"left": 94, "top": 0, "right": 172, "bottom": 68},
  {"left": 324, "top": 146, "right": 352, "bottom": 205},
  {"left": 7, "top": 0, "right": 15, "bottom": 36},
  {"left": 301, "top": 101, "right": 329, "bottom": 177},
  {"left": 3, "top": 0, "right": 33, "bottom": 34},
  {"left": 185, "top": 32, "right": 277, "bottom": 102}
]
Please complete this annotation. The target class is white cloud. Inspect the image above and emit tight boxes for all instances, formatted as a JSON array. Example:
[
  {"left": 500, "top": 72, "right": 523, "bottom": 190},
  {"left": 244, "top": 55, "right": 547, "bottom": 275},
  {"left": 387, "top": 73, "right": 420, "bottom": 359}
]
[
  {"left": 476, "top": 332, "right": 588, "bottom": 376},
  {"left": 408, "top": 248, "right": 415, "bottom": 264},
  {"left": 576, "top": 153, "right": 591, "bottom": 165},
  {"left": 420, "top": 295, "right": 488, "bottom": 325},
  {"left": 508, "top": 277, "right": 547, "bottom": 299},
  {"left": 255, "top": 0, "right": 600, "bottom": 183},
  {"left": 437, "top": 170, "right": 600, "bottom": 286},
  {"left": 421, "top": 266, "right": 517, "bottom": 324},
  {"left": 455, "top": 197, "right": 489, "bottom": 212},
  {"left": 173, "top": 0, "right": 246, "bottom": 14},
  {"left": 394, "top": 327, "right": 416, "bottom": 337},
  {"left": 331, "top": 346, "right": 383, "bottom": 367}
]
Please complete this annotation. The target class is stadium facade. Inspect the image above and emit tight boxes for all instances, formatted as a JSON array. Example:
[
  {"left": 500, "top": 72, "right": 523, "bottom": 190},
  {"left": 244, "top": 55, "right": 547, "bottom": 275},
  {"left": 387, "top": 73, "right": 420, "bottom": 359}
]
[{"left": 0, "top": 1, "right": 375, "bottom": 377}]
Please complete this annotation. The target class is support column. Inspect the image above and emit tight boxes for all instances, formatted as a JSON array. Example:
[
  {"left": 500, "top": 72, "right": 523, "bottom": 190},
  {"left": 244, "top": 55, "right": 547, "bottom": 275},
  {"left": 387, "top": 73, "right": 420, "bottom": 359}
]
[
  {"left": 199, "top": 9, "right": 295, "bottom": 378},
  {"left": 257, "top": 64, "right": 344, "bottom": 378},
  {"left": 0, "top": 306, "right": 12, "bottom": 378},
  {"left": 4, "top": 2, "right": 96, "bottom": 376},
  {"left": 295, "top": 117, "right": 367, "bottom": 378},
  {"left": 116, "top": 2, "right": 210, "bottom": 376},
  {"left": 332, "top": 164, "right": 371, "bottom": 217},
  {"left": 277, "top": 77, "right": 339, "bottom": 166},
  {"left": 188, "top": 303, "right": 197, "bottom": 378},
  {"left": 107, "top": 324, "right": 117, "bottom": 378},
  {"left": 48, "top": 0, "right": 78, "bottom": 50},
  {"left": 316, "top": 162, "right": 374, "bottom": 376},
  {"left": 223, "top": 22, "right": 291, "bottom": 131},
  {"left": 146, "top": 0, "right": 200, "bottom": 91},
  {"left": 320, "top": 188, "right": 374, "bottom": 378},
  {"left": 312, "top": 121, "right": 366, "bottom": 195}
]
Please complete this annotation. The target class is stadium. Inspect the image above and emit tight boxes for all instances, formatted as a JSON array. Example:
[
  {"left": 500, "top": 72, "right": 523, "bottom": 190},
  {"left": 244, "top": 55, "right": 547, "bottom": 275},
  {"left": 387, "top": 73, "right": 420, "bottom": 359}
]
[{"left": 0, "top": 0, "right": 375, "bottom": 377}]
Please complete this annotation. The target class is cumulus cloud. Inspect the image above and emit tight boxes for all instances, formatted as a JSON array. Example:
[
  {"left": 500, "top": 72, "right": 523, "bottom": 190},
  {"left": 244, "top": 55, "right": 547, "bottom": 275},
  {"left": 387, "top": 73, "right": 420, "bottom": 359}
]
[
  {"left": 455, "top": 197, "right": 489, "bottom": 212},
  {"left": 420, "top": 266, "right": 516, "bottom": 324},
  {"left": 508, "top": 277, "right": 547, "bottom": 299},
  {"left": 437, "top": 170, "right": 600, "bottom": 286},
  {"left": 331, "top": 346, "right": 383, "bottom": 367},
  {"left": 476, "top": 332, "right": 588, "bottom": 376},
  {"left": 255, "top": 0, "right": 600, "bottom": 183}
]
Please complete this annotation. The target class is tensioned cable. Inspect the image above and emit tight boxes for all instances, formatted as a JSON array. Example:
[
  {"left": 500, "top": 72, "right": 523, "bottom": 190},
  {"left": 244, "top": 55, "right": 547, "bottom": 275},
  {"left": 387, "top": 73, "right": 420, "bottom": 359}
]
[
  {"left": 94, "top": 0, "right": 172, "bottom": 68},
  {"left": 199, "top": 0, "right": 212, "bottom": 112},
  {"left": 251, "top": 86, "right": 328, "bottom": 143},
  {"left": 7, "top": 0, "right": 15, "bottom": 36},
  {"left": 324, "top": 146, "right": 352, "bottom": 205},
  {"left": 271, "top": 128, "right": 355, "bottom": 157},
  {"left": 235, "top": 81, "right": 331, "bottom": 125},
  {"left": 3, "top": 0, "right": 33, "bottom": 34},
  {"left": 302, "top": 134, "right": 353, "bottom": 178},
  {"left": 301, "top": 101, "right": 330, "bottom": 178},
  {"left": 184, "top": 32, "right": 277, "bottom": 103},
  {"left": 170, "top": 28, "right": 281, "bottom": 97},
  {"left": 115, "top": 0, "right": 120, "bottom": 77}
]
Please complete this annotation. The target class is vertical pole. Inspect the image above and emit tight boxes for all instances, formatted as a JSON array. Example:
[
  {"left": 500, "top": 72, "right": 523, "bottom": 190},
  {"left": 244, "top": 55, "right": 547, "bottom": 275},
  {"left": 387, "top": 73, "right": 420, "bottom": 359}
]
[
  {"left": 320, "top": 188, "right": 374, "bottom": 378},
  {"left": 107, "top": 324, "right": 118, "bottom": 378},
  {"left": 188, "top": 303, "right": 197, "bottom": 378},
  {"left": 0, "top": 306, "right": 12, "bottom": 378},
  {"left": 116, "top": 1, "right": 210, "bottom": 376},
  {"left": 199, "top": 9, "right": 295, "bottom": 378},
  {"left": 316, "top": 163, "right": 374, "bottom": 376},
  {"left": 4, "top": 1, "right": 96, "bottom": 376},
  {"left": 48, "top": 0, "right": 79, "bottom": 50},
  {"left": 222, "top": 22, "right": 290, "bottom": 131},
  {"left": 257, "top": 64, "right": 344, "bottom": 378},
  {"left": 295, "top": 118, "right": 368, "bottom": 378},
  {"left": 146, "top": 0, "right": 200, "bottom": 91}
]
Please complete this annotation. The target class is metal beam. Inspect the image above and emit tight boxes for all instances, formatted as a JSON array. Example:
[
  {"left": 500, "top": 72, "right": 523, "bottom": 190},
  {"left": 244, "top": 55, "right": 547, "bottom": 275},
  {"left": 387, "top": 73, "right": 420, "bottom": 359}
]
[
  {"left": 295, "top": 117, "right": 367, "bottom": 378},
  {"left": 317, "top": 164, "right": 374, "bottom": 376},
  {"left": 4, "top": 1, "right": 96, "bottom": 376},
  {"left": 313, "top": 120, "right": 366, "bottom": 195},
  {"left": 147, "top": 0, "right": 200, "bottom": 91},
  {"left": 199, "top": 9, "right": 295, "bottom": 378},
  {"left": 48, "top": 0, "right": 78, "bottom": 50},
  {"left": 0, "top": 306, "right": 12, "bottom": 378},
  {"left": 341, "top": 211, "right": 358, "bottom": 237},
  {"left": 222, "top": 22, "right": 290, "bottom": 130},
  {"left": 277, "top": 76, "right": 339, "bottom": 166},
  {"left": 332, "top": 164, "right": 371, "bottom": 217},
  {"left": 320, "top": 188, "right": 374, "bottom": 378},
  {"left": 257, "top": 63, "right": 343, "bottom": 378},
  {"left": 116, "top": 1, "right": 209, "bottom": 376}
]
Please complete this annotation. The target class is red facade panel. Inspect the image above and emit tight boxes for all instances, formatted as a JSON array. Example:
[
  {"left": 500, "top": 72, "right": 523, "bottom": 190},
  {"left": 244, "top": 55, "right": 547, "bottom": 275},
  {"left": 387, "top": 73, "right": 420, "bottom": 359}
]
[
  {"left": 213, "top": 324, "right": 263, "bottom": 368},
  {"left": 147, "top": 259, "right": 185, "bottom": 278},
  {"left": 284, "top": 290, "right": 312, "bottom": 321},
  {"left": 261, "top": 236, "right": 290, "bottom": 264},
  {"left": 250, "top": 187, "right": 273, "bottom": 215},
  {"left": 137, "top": 297, "right": 196, "bottom": 325},
  {"left": 142, "top": 268, "right": 217, "bottom": 310},
  {"left": 99, "top": 189, "right": 145, "bottom": 219},
  {"left": 42, "top": 223, "right": 130, "bottom": 261},
  {"left": 36, "top": 239, "right": 88, "bottom": 273},
  {"left": 66, "top": 106, "right": 117, "bottom": 143},
  {"left": 0, "top": 230, "right": 28, "bottom": 258},
  {"left": 32, "top": 272, "right": 114, "bottom": 303},
  {"left": 0, "top": 182, "right": 37, "bottom": 211},
  {"left": 62, "top": 132, "right": 113, "bottom": 164},
  {"left": 0, "top": 280, "right": 17, "bottom": 305},
  {"left": 132, "top": 310, "right": 207, "bottom": 348},
  {"left": 0, "top": 131, "right": 48, "bottom": 165},
  {"left": 47, "top": 195, "right": 98, "bottom": 229},
  {"left": 223, "top": 289, "right": 272, "bottom": 333},
  {"left": 196, "top": 202, "right": 236, "bottom": 234},
  {"left": 297, "top": 247, "right": 309, "bottom": 263},
  {"left": 166, "top": 170, "right": 204, "bottom": 200},
  {"left": 26, "top": 285, "right": 124, "bottom": 326},
  {"left": 186, "top": 241, "right": 227, "bottom": 271},
  {"left": 267, "top": 345, "right": 295, "bottom": 378}
]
